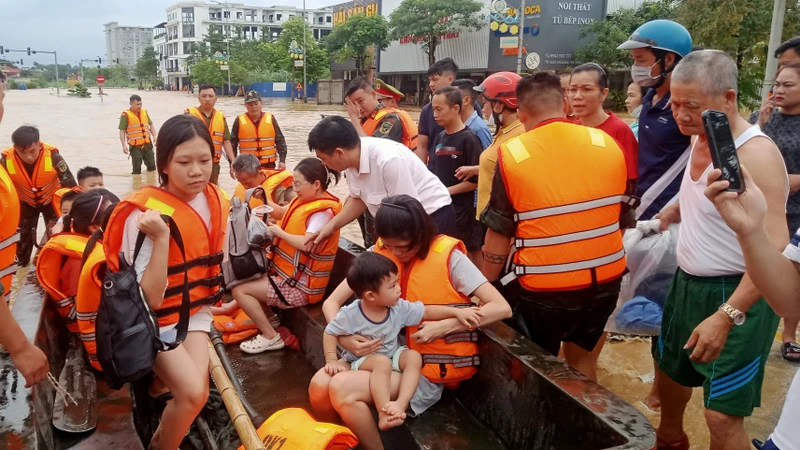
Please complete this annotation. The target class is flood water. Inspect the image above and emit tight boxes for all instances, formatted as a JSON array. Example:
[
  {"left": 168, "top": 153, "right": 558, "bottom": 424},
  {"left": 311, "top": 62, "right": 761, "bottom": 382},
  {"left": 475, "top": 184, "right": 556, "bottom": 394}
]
[{"left": 0, "top": 87, "right": 797, "bottom": 448}]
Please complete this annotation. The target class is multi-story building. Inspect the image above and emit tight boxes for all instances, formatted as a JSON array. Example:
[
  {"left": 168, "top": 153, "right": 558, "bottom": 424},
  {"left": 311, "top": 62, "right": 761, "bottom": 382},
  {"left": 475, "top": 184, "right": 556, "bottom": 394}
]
[
  {"left": 104, "top": 22, "right": 154, "bottom": 68},
  {"left": 153, "top": 2, "right": 334, "bottom": 89}
]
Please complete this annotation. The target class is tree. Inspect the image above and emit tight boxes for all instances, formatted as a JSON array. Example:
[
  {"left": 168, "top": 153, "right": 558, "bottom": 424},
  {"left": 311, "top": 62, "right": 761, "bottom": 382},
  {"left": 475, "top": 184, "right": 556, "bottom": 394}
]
[
  {"left": 326, "top": 14, "right": 390, "bottom": 74},
  {"left": 190, "top": 60, "right": 227, "bottom": 86},
  {"left": 388, "top": 0, "right": 484, "bottom": 66},
  {"left": 187, "top": 24, "right": 228, "bottom": 66},
  {"left": 135, "top": 47, "right": 159, "bottom": 86},
  {"left": 574, "top": 0, "right": 678, "bottom": 68},
  {"left": 276, "top": 16, "right": 331, "bottom": 83}
]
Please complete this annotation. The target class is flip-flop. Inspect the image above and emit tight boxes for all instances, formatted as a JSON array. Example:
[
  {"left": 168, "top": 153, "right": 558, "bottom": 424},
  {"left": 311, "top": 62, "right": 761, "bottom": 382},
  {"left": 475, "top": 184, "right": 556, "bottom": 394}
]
[
  {"left": 657, "top": 433, "right": 689, "bottom": 450},
  {"left": 752, "top": 439, "right": 764, "bottom": 449},
  {"left": 781, "top": 342, "right": 800, "bottom": 362}
]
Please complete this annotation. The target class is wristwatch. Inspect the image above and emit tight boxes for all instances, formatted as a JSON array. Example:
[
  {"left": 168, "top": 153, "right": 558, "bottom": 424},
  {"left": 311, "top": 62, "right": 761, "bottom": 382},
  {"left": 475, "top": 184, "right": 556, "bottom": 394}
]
[{"left": 719, "top": 303, "right": 746, "bottom": 326}]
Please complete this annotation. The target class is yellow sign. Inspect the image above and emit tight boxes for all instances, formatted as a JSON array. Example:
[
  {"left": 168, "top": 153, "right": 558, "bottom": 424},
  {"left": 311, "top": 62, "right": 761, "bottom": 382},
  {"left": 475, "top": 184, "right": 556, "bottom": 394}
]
[
  {"left": 333, "top": 2, "right": 379, "bottom": 26},
  {"left": 508, "top": 5, "right": 542, "bottom": 16}
]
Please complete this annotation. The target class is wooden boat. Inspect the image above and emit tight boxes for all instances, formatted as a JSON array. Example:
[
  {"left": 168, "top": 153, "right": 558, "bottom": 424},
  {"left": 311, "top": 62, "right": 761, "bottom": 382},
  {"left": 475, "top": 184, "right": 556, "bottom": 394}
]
[{"left": 0, "top": 237, "right": 656, "bottom": 450}]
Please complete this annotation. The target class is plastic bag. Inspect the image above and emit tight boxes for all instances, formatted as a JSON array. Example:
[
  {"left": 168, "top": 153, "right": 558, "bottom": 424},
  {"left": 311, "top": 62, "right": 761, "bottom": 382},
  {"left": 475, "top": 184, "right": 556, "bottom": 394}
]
[
  {"left": 606, "top": 220, "right": 680, "bottom": 335},
  {"left": 247, "top": 212, "right": 273, "bottom": 248}
]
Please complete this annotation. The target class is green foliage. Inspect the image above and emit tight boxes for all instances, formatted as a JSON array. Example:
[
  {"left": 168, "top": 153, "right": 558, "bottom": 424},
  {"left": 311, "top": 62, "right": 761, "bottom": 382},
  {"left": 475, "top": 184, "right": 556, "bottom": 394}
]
[
  {"left": 135, "top": 47, "right": 159, "bottom": 86},
  {"left": 82, "top": 65, "right": 132, "bottom": 87},
  {"left": 67, "top": 82, "right": 92, "bottom": 98},
  {"left": 326, "top": 14, "right": 390, "bottom": 73},
  {"left": 275, "top": 16, "right": 331, "bottom": 82},
  {"left": 388, "top": 0, "right": 485, "bottom": 66},
  {"left": 606, "top": 89, "right": 628, "bottom": 112},
  {"left": 190, "top": 60, "right": 227, "bottom": 86},
  {"left": 25, "top": 78, "right": 47, "bottom": 89},
  {"left": 243, "top": 68, "right": 293, "bottom": 84},
  {"left": 575, "top": 0, "right": 678, "bottom": 68},
  {"left": 187, "top": 24, "right": 229, "bottom": 66},
  {"left": 31, "top": 62, "right": 76, "bottom": 82},
  {"left": 7, "top": 79, "right": 18, "bottom": 89}
]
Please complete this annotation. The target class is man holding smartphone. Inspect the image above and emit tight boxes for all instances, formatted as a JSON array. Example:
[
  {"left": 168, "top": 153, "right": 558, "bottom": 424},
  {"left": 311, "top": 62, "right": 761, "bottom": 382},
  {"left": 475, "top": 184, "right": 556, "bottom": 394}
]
[{"left": 654, "top": 50, "right": 789, "bottom": 450}]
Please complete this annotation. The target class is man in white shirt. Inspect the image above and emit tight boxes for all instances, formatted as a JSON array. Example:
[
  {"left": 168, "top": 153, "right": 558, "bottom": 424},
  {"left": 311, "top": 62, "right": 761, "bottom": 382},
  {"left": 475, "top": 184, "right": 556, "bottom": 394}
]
[{"left": 306, "top": 116, "right": 455, "bottom": 249}]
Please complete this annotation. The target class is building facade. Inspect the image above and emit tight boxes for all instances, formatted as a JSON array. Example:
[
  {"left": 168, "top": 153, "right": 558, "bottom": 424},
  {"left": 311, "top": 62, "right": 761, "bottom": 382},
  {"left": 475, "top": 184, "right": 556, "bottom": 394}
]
[
  {"left": 153, "top": 1, "right": 335, "bottom": 89},
  {"left": 104, "top": 22, "right": 154, "bottom": 68}
]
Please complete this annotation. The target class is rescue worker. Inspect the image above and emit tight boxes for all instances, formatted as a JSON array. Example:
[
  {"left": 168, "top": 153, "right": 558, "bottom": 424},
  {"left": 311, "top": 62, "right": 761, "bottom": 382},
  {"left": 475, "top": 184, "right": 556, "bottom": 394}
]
[
  {"left": 374, "top": 78, "right": 402, "bottom": 109},
  {"left": 231, "top": 154, "right": 294, "bottom": 207},
  {"left": 344, "top": 76, "right": 418, "bottom": 151},
  {"left": 480, "top": 72, "right": 634, "bottom": 382},
  {"left": 0, "top": 162, "right": 20, "bottom": 294},
  {"left": 230, "top": 91, "right": 288, "bottom": 170},
  {"left": 120, "top": 94, "right": 158, "bottom": 174},
  {"left": 1, "top": 126, "right": 76, "bottom": 267},
  {"left": 104, "top": 114, "right": 229, "bottom": 450},
  {"left": 185, "top": 84, "right": 236, "bottom": 184}
]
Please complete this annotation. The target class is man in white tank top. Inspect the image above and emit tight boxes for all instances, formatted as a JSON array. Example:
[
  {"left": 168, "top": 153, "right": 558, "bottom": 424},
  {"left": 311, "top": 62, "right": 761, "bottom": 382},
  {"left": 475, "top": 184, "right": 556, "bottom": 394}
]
[{"left": 653, "top": 50, "right": 789, "bottom": 450}]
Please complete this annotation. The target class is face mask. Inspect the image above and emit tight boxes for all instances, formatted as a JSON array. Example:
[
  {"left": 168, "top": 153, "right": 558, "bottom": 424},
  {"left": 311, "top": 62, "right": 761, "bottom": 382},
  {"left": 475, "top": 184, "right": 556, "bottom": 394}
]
[
  {"left": 631, "top": 62, "right": 660, "bottom": 87},
  {"left": 630, "top": 104, "right": 643, "bottom": 119},
  {"left": 492, "top": 102, "right": 505, "bottom": 126}
]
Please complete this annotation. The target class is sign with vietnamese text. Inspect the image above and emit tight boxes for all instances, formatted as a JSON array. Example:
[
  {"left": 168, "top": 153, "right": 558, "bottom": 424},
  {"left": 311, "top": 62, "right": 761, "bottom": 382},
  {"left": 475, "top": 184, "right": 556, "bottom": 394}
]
[
  {"left": 500, "top": 37, "right": 519, "bottom": 49},
  {"left": 333, "top": 0, "right": 379, "bottom": 26}
]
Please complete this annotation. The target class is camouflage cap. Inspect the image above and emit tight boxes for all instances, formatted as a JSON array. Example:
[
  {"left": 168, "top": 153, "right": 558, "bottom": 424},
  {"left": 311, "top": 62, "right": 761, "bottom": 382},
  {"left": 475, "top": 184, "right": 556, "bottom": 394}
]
[{"left": 244, "top": 90, "right": 262, "bottom": 103}]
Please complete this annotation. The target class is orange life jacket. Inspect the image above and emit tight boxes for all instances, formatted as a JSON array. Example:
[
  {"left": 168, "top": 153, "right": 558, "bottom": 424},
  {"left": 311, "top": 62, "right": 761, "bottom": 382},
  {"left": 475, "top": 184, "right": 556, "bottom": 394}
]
[
  {"left": 375, "top": 235, "right": 479, "bottom": 384},
  {"left": 186, "top": 107, "right": 226, "bottom": 163},
  {"left": 236, "top": 113, "right": 277, "bottom": 167},
  {"left": 36, "top": 233, "right": 89, "bottom": 333},
  {"left": 238, "top": 407, "right": 358, "bottom": 450},
  {"left": 212, "top": 308, "right": 259, "bottom": 344},
  {"left": 53, "top": 186, "right": 82, "bottom": 218},
  {"left": 0, "top": 165, "right": 20, "bottom": 294},
  {"left": 233, "top": 169, "right": 293, "bottom": 208},
  {"left": 497, "top": 120, "right": 628, "bottom": 292},
  {"left": 270, "top": 193, "right": 341, "bottom": 304},
  {"left": 1, "top": 143, "right": 62, "bottom": 207},
  {"left": 362, "top": 107, "right": 419, "bottom": 151},
  {"left": 123, "top": 109, "right": 152, "bottom": 146},
  {"left": 104, "top": 184, "right": 230, "bottom": 327},
  {"left": 76, "top": 240, "right": 105, "bottom": 371}
]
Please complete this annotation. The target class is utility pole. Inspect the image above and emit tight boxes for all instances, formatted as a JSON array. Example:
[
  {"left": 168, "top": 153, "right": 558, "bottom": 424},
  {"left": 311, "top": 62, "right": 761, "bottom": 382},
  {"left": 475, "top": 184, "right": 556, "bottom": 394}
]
[
  {"left": 515, "top": 0, "right": 526, "bottom": 75},
  {"left": 761, "top": 0, "right": 786, "bottom": 100},
  {"left": 303, "top": 0, "right": 308, "bottom": 103},
  {"left": 213, "top": 0, "right": 232, "bottom": 94},
  {"left": 1, "top": 47, "right": 61, "bottom": 94}
]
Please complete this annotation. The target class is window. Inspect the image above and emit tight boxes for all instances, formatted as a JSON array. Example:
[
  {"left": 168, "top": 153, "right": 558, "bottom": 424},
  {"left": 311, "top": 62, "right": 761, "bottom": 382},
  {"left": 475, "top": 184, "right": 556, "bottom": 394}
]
[
  {"left": 318, "top": 17, "right": 323, "bottom": 24},
  {"left": 276, "top": 14, "right": 282, "bottom": 20},
  {"left": 181, "top": 7, "right": 194, "bottom": 23},
  {"left": 224, "top": 11, "right": 230, "bottom": 19},
  {"left": 182, "top": 24, "right": 194, "bottom": 38},
  {"left": 326, "top": 16, "right": 331, "bottom": 23},
  {"left": 268, "top": 14, "right": 274, "bottom": 22},
  {"left": 183, "top": 42, "right": 192, "bottom": 54},
  {"left": 237, "top": 12, "right": 242, "bottom": 19}
]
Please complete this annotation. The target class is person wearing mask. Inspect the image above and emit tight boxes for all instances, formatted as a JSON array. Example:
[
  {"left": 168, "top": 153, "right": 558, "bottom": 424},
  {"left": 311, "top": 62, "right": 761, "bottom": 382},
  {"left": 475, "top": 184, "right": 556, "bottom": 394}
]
[
  {"left": 308, "top": 195, "right": 512, "bottom": 450},
  {"left": 1, "top": 126, "right": 77, "bottom": 267},
  {"left": 481, "top": 72, "right": 633, "bottom": 382},
  {"left": 617, "top": 19, "right": 693, "bottom": 221},
  {"left": 747, "top": 63, "right": 800, "bottom": 363},
  {"left": 451, "top": 79, "right": 493, "bottom": 150},
  {"left": 230, "top": 91, "right": 288, "bottom": 170},
  {"left": 306, "top": 116, "right": 456, "bottom": 248},
  {"left": 233, "top": 158, "right": 341, "bottom": 354},
  {"left": 104, "top": 114, "right": 230, "bottom": 450},
  {"left": 231, "top": 154, "right": 294, "bottom": 207},
  {"left": 568, "top": 63, "right": 639, "bottom": 192},
  {"left": 185, "top": 84, "right": 236, "bottom": 184},
  {"left": 752, "top": 36, "right": 800, "bottom": 129},
  {"left": 417, "top": 58, "right": 482, "bottom": 165},
  {"left": 120, "top": 94, "right": 158, "bottom": 175},
  {"left": 652, "top": 50, "right": 788, "bottom": 450},
  {"left": 626, "top": 81, "right": 648, "bottom": 140}
]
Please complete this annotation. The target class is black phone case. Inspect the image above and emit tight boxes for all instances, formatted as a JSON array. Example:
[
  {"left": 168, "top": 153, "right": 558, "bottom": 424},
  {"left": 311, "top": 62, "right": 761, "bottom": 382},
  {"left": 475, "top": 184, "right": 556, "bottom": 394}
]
[{"left": 702, "top": 110, "right": 745, "bottom": 193}]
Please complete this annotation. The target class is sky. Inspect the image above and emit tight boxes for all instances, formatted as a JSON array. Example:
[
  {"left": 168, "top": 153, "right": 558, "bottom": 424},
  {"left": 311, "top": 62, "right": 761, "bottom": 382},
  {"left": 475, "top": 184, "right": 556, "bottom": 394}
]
[{"left": 0, "top": 0, "right": 346, "bottom": 67}]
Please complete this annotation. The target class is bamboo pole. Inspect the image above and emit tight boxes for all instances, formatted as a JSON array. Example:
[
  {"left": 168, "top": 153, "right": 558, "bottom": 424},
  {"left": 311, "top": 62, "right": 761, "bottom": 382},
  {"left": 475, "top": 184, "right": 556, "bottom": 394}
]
[{"left": 207, "top": 338, "right": 265, "bottom": 450}]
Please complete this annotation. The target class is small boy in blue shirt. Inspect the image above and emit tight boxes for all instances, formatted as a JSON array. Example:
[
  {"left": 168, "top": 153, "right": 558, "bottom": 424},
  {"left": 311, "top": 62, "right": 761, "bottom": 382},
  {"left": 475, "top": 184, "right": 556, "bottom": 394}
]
[{"left": 323, "top": 252, "right": 482, "bottom": 430}]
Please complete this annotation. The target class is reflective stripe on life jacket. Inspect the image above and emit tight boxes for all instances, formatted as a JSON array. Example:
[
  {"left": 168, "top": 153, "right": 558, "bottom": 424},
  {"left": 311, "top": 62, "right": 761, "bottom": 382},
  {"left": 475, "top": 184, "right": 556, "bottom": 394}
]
[
  {"left": 237, "top": 113, "right": 277, "bottom": 166},
  {"left": 233, "top": 169, "right": 293, "bottom": 208},
  {"left": 1, "top": 143, "right": 62, "bottom": 207},
  {"left": 186, "top": 107, "right": 226, "bottom": 163},
  {"left": 123, "top": 109, "right": 152, "bottom": 146},
  {"left": 212, "top": 308, "right": 259, "bottom": 344},
  {"left": 270, "top": 193, "right": 341, "bottom": 304},
  {"left": 76, "top": 239, "right": 105, "bottom": 371},
  {"left": 361, "top": 107, "right": 419, "bottom": 151},
  {"left": 53, "top": 186, "right": 82, "bottom": 218},
  {"left": 0, "top": 165, "right": 20, "bottom": 294},
  {"left": 237, "top": 407, "right": 358, "bottom": 450},
  {"left": 104, "top": 184, "right": 230, "bottom": 327},
  {"left": 497, "top": 121, "right": 628, "bottom": 291},
  {"left": 36, "top": 233, "right": 88, "bottom": 333},
  {"left": 375, "top": 235, "right": 479, "bottom": 384}
]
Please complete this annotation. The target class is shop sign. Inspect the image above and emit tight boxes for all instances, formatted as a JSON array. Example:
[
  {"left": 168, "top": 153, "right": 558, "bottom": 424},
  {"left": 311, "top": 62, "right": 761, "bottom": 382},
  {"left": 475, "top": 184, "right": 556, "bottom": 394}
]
[
  {"left": 333, "top": 2, "right": 379, "bottom": 26},
  {"left": 500, "top": 37, "right": 519, "bottom": 49}
]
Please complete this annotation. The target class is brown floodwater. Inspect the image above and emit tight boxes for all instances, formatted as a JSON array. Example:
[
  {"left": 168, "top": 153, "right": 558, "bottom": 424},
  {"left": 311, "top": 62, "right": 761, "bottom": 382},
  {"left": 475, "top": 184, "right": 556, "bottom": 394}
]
[{"left": 1, "top": 88, "right": 797, "bottom": 448}]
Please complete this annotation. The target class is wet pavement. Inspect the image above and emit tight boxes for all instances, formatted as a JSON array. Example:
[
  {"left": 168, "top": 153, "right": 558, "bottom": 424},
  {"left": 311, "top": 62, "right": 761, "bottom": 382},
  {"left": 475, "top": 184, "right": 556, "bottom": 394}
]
[{"left": 0, "top": 88, "right": 797, "bottom": 448}]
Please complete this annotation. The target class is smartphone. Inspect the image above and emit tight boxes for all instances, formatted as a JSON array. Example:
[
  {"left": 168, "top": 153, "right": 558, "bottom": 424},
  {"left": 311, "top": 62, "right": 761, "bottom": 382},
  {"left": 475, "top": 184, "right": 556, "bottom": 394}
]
[{"left": 702, "top": 109, "right": 745, "bottom": 193}]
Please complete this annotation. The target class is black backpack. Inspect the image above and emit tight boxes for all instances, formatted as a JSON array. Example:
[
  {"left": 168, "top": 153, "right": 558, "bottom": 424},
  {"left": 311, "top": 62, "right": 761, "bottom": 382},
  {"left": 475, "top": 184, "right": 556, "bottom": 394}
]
[
  {"left": 95, "top": 216, "right": 191, "bottom": 389},
  {"left": 221, "top": 188, "right": 269, "bottom": 290}
]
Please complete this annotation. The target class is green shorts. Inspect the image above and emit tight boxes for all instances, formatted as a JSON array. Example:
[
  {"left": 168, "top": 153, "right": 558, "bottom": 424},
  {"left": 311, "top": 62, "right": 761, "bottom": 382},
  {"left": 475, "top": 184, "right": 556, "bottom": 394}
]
[
  {"left": 653, "top": 269, "right": 779, "bottom": 417},
  {"left": 210, "top": 162, "right": 221, "bottom": 185},
  {"left": 351, "top": 346, "right": 408, "bottom": 372}
]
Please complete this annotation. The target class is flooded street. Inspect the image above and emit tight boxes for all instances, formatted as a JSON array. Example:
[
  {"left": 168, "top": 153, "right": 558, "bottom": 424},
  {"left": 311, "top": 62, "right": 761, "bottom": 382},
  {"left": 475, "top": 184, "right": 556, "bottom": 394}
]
[{"left": 1, "top": 87, "right": 797, "bottom": 448}]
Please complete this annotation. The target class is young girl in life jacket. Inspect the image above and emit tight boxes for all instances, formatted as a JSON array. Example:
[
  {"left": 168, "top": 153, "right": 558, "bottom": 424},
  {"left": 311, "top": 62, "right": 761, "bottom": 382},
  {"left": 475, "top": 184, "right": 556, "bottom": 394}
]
[
  {"left": 234, "top": 157, "right": 342, "bottom": 354},
  {"left": 104, "top": 114, "right": 228, "bottom": 450}
]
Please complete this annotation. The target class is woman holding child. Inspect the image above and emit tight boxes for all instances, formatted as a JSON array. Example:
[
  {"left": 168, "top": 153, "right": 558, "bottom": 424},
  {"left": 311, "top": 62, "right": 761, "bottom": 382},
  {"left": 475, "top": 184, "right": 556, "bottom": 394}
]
[{"left": 308, "top": 195, "right": 512, "bottom": 450}]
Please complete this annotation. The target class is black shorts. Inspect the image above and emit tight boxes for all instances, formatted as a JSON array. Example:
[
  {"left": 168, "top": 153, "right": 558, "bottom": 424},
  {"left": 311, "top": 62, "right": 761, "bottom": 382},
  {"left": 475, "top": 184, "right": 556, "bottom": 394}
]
[
  {"left": 430, "top": 204, "right": 457, "bottom": 238},
  {"left": 508, "top": 278, "right": 622, "bottom": 355}
]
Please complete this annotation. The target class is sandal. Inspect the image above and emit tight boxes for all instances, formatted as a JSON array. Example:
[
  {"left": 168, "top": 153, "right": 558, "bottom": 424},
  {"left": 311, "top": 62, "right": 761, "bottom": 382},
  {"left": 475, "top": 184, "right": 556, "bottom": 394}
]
[
  {"left": 239, "top": 334, "right": 284, "bottom": 354},
  {"left": 657, "top": 433, "right": 689, "bottom": 450},
  {"left": 781, "top": 342, "right": 800, "bottom": 362}
]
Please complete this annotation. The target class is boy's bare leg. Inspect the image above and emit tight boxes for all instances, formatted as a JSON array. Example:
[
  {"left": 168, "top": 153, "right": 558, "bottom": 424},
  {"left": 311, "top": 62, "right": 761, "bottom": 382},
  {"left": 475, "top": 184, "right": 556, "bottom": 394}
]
[
  {"left": 356, "top": 355, "right": 395, "bottom": 430},
  {"left": 382, "top": 349, "right": 422, "bottom": 427}
]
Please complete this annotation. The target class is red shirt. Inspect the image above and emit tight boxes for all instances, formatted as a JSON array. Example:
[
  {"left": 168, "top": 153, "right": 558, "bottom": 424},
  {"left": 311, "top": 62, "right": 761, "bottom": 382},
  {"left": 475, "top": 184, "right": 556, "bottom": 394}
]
[
  {"left": 60, "top": 257, "right": 82, "bottom": 298},
  {"left": 582, "top": 112, "right": 639, "bottom": 181}
]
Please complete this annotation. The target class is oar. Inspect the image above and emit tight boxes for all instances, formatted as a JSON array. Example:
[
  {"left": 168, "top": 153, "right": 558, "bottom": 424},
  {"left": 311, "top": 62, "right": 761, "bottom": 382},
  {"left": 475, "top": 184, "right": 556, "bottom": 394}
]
[
  {"left": 52, "top": 334, "right": 97, "bottom": 433},
  {"left": 208, "top": 327, "right": 265, "bottom": 426},
  {"left": 207, "top": 337, "right": 265, "bottom": 450}
]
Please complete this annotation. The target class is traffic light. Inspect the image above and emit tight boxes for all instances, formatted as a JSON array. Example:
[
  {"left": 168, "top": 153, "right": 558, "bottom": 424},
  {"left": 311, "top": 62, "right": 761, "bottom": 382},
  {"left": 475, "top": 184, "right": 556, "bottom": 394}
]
[
  {"left": 97, "top": 57, "right": 101, "bottom": 64},
  {"left": 19, "top": 59, "right": 23, "bottom": 65},
  {"left": 27, "top": 47, "right": 31, "bottom": 55},
  {"left": 0, "top": 46, "right": 4, "bottom": 54}
]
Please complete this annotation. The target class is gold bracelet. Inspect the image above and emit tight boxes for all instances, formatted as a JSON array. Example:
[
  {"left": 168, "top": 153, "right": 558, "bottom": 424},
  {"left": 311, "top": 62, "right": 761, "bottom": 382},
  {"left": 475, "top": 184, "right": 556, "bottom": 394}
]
[{"left": 324, "top": 350, "right": 337, "bottom": 354}]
